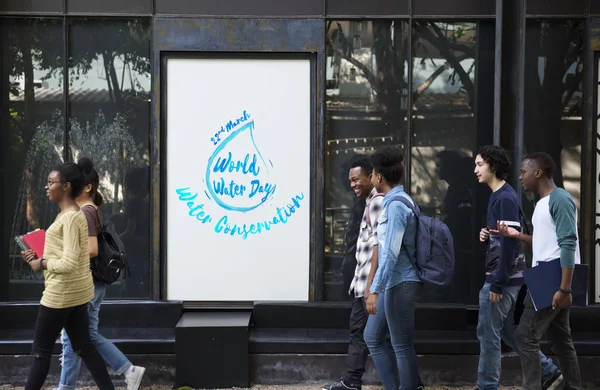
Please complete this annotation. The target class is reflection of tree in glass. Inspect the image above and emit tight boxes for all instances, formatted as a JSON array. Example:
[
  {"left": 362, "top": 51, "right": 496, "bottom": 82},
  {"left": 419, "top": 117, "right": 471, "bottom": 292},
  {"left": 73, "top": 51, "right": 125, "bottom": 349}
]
[
  {"left": 4, "top": 19, "right": 64, "bottom": 257},
  {"left": 69, "top": 19, "right": 151, "bottom": 110},
  {"left": 524, "top": 20, "right": 583, "bottom": 191},
  {"left": 6, "top": 19, "right": 63, "bottom": 145},
  {"left": 413, "top": 22, "right": 475, "bottom": 107},
  {"left": 69, "top": 111, "right": 145, "bottom": 208},
  {"left": 5, "top": 17, "right": 151, "bottom": 235},
  {"left": 326, "top": 21, "right": 476, "bottom": 132},
  {"left": 9, "top": 111, "right": 63, "bottom": 238},
  {"left": 327, "top": 21, "right": 408, "bottom": 138},
  {"left": 9, "top": 111, "right": 143, "bottom": 268}
]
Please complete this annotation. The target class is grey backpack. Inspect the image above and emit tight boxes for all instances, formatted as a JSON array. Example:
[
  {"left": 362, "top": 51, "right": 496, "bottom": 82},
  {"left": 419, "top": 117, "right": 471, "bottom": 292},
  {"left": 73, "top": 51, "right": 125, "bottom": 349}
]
[{"left": 393, "top": 195, "right": 455, "bottom": 287}]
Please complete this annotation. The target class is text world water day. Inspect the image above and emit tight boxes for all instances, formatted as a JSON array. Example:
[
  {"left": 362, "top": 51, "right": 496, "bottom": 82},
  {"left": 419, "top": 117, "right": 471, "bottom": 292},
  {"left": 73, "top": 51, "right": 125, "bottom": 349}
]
[
  {"left": 175, "top": 187, "right": 306, "bottom": 240},
  {"left": 206, "top": 117, "right": 275, "bottom": 213},
  {"left": 210, "top": 152, "right": 276, "bottom": 205}
]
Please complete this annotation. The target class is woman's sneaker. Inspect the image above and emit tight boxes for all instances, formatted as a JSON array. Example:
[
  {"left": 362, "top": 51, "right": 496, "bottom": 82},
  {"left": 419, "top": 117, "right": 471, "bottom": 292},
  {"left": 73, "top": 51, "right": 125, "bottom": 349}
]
[{"left": 124, "top": 365, "right": 146, "bottom": 390}]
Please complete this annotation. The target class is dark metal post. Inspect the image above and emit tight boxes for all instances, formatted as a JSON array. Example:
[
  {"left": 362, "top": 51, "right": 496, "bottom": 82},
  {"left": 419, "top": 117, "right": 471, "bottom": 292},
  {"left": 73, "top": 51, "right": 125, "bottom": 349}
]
[
  {"left": 583, "top": 16, "right": 598, "bottom": 301},
  {"left": 0, "top": 20, "right": 9, "bottom": 300},
  {"left": 63, "top": 16, "right": 70, "bottom": 162},
  {"left": 406, "top": 18, "right": 413, "bottom": 193},
  {"left": 498, "top": 0, "right": 526, "bottom": 192},
  {"left": 493, "top": 0, "right": 503, "bottom": 146}
]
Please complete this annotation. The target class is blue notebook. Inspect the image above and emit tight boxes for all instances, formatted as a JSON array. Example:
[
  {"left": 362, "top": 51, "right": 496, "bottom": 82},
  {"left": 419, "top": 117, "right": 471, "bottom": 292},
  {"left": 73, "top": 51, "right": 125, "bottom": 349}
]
[{"left": 522, "top": 258, "right": 588, "bottom": 311}]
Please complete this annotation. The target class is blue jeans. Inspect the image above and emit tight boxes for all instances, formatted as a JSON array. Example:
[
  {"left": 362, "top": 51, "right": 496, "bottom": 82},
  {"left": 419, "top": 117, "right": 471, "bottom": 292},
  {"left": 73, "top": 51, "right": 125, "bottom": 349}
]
[
  {"left": 477, "top": 283, "right": 559, "bottom": 390},
  {"left": 59, "top": 283, "right": 132, "bottom": 390},
  {"left": 364, "top": 282, "right": 421, "bottom": 390}
]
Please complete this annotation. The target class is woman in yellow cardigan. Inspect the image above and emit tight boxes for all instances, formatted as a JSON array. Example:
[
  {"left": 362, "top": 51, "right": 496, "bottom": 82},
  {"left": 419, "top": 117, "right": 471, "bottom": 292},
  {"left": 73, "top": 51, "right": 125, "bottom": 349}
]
[{"left": 22, "top": 162, "right": 114, "bottom": 390}]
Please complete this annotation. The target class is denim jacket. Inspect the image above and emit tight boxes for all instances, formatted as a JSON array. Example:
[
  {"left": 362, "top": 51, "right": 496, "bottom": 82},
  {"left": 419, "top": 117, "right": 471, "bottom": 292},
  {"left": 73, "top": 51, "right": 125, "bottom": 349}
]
[{"left": 370, "top": 186, "right": 420, "bottom": 294}]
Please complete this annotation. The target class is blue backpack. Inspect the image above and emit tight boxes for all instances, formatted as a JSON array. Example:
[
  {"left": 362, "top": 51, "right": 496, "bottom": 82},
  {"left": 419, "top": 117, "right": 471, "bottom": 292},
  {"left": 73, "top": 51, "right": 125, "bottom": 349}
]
[{"left": 392, "top": 195, "right": 455, "bottom": 287}]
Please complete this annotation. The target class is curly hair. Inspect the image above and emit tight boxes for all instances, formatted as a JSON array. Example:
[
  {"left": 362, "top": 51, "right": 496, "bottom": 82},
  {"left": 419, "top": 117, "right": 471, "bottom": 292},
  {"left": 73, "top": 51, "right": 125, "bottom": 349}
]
[
  {"left": 477, "top": 145, "right": 511, "bottom": 180},
  {"left": 370, "top": 146, "right": 404, "bottom": 185},
  {"left": 350, "top": 155, "right": 373, "bottom": 175}
]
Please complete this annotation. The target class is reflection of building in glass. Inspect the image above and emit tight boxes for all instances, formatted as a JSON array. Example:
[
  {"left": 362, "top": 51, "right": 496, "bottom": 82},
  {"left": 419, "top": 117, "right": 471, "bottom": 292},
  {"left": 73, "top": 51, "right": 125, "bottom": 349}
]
[
  {"left": 2, "top": 18, "right": 151, "bottom": 300},
  {"left": 324, "top": 21, "right": 409, "bottom": 299}
]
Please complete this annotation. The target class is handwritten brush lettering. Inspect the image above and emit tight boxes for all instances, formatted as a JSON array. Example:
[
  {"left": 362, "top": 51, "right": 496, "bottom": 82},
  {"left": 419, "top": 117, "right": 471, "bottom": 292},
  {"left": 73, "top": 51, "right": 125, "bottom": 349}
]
[
  {"left": 214, "top": 193, "right": 305, "bottom": 239},
  {"left": 206, "top": 119, "right": 275, "bottom": 212},
  {"left": 249, "top": 180, "right": 276, "bottom": 202},
  {"left": 210, "top": 110, "right": 251, "bottom": 146},
  {"left": 176, "top": 111, "right": 304, "bottom": 240},
  {"left": 175, "top": 189, "right": 305, "bottom": 239},
  {"left": 212, "top": 152, "right": 261, "bottom": 176},
  {"left": 175, "top": 187, "right": 212, "bottom": 223},
  {"left": 212, "top": 178, "right": 247, "bottom": 198}
]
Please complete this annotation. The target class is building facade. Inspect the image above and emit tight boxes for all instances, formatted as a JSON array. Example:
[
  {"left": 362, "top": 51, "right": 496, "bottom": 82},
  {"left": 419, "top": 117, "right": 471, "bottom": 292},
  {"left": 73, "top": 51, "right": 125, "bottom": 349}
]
[{"left": 1, "top": 0, "right": 600, "bottom": 386}]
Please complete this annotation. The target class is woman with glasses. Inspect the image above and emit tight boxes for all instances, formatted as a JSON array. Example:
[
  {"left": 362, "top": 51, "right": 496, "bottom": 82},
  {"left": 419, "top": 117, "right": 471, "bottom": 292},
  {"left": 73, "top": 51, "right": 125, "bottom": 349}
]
[{"left": 21, "top": 162, "right": 114, "bottom": 390}]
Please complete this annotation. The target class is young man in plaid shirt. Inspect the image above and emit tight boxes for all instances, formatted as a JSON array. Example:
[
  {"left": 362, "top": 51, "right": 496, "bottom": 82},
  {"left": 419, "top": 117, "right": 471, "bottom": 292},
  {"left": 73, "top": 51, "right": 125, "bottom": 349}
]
[{"left": 323, "top": 156, "right": 426, "bottom": 390}]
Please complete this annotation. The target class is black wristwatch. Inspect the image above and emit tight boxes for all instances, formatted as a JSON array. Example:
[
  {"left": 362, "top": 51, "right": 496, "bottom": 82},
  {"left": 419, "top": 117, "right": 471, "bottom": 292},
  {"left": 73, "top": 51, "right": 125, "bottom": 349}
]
[{"left": 559, "top": 288, "right": 572, "bottom": 294}]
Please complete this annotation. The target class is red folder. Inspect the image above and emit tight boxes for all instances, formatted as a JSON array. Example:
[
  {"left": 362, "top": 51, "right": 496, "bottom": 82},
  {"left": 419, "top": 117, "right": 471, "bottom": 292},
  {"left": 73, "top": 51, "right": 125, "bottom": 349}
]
[{"left": 22, "top": 229, "right": 46, "bottom": 258}]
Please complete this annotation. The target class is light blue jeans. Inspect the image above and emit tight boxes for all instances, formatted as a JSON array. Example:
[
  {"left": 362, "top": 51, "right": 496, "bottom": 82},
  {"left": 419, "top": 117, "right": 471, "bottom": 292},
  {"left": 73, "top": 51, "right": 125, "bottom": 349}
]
[
  {"left": 58, "top": 283, "right": 132, "bottom": 390},
  {"left": 364, "top": 282, "right": 421, "bottom": 390},
  {"left": 477, "top": 283, "right": 559, "bottom": 390}
]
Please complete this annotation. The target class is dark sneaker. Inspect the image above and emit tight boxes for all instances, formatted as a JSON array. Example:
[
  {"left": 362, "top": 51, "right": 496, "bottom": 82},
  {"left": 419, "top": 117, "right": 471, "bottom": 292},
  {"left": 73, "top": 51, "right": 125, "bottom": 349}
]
[
  {"left": 322, "top": 380, "right": 361, "bottom": 390},
  {"left": 542, "top": 370, "right": 564, "bottom": 390},
  {"left": 399, "top": 386, "right": 425, "bottom": 390}
]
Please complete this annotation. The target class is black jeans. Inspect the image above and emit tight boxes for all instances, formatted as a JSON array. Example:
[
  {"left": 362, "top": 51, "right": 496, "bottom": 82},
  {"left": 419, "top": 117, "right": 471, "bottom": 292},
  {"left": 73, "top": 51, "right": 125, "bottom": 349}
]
[
  {"left": 344, "top": 297, "right": 369, "bottom": 384},
  {"left": 26, "top": 303, "right": 115, "bottom": 390},
  {"left": 516, "top": 293, "right": 581, "bottom": 390}
]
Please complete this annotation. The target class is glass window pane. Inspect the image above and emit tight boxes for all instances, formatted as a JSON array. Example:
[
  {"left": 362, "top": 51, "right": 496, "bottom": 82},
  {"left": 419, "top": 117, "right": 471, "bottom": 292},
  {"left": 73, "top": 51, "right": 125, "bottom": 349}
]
[
  {"left": 523, "top": 20, "right": 584, "bottom": 215},
  {"left": 68, "top": 18, "right": 151, "bottom": 299},
  {"left": 325, "top": 20, "right": 409, "bottom": 301},
  {"left": 411, "top": 21, "right": 479, "bottom": 304},
  {"left": 1, "top": 18, "right": 65, "bottom": 301}
]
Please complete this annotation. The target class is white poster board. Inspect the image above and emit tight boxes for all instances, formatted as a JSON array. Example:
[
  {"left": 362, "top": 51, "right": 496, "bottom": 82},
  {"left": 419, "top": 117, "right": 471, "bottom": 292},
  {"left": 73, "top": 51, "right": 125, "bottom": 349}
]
[{"left": 165, "top": 57, "right": 311, "bottom": 301}]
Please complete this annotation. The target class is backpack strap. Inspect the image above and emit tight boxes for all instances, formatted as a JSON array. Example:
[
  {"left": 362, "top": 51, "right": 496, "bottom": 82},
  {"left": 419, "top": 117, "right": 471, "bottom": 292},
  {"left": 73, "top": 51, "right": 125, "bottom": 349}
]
[
  {"left": 390, "top": 195, "right": 422, "bottom": 269},
  {"left": 393, "top": 195, "right": 421, "bottom": 217},
  {"left": 93, "top": 206, "right": 103, "bottom": 234},
  {"left": 81, "top": 204, "right": 102, "bottom": 234}
]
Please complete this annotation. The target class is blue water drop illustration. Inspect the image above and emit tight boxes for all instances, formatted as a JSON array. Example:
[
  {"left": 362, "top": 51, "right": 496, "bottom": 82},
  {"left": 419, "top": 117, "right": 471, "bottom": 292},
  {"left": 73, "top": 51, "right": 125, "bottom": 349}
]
[{"left": 206, "top": 120, "right": 276, "bottom": 213}]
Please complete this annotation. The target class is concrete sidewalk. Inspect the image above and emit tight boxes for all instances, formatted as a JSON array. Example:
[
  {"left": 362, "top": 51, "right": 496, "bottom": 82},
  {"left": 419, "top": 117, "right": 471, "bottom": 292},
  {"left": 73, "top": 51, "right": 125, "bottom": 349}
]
[{"left": 0, "top": 386, "right": 522, "bottom": 390}]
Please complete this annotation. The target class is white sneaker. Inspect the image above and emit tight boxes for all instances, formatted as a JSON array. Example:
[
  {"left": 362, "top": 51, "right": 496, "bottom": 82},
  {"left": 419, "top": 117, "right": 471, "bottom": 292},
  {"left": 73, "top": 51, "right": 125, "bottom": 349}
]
[{"left": 124, "top": 365, "right": 146, "bottom": 390}]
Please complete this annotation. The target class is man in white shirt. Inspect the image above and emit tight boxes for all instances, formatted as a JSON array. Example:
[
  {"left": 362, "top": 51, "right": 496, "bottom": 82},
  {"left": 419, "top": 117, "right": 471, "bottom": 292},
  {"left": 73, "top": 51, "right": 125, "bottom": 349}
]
[{"left": 496, "top": 152, "right": 581, "bottom": 390}]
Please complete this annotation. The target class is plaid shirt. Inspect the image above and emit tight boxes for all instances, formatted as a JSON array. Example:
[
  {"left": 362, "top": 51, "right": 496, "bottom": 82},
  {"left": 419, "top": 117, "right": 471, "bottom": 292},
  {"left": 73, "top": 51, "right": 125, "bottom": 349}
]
[{"left": 349, "top": 188, "right": 384, "bottom": 297}]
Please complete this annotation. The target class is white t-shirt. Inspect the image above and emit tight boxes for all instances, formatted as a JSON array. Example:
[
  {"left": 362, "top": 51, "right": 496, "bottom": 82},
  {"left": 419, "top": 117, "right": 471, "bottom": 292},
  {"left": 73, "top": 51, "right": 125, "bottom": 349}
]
[{"left": 531, "top": 188, "right": 580, "bottom": 267}]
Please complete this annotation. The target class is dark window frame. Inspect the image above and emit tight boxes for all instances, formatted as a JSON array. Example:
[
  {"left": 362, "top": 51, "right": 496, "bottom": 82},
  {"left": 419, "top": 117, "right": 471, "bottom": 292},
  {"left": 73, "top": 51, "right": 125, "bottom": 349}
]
[
  {"left": 0, "top": 0, "right": 597, "bottom": 18},
  {"left": 322, "top": 19, "right": 487, "bottom": 304},
  {"left": 0, "top": 15, "right": 153, "bottom": 302},
  {"left": 0, "top": 16, "right": 67, "bottom": 301},
  {"left": 526, "top": 0, "right": 587, "bottom": 18},
  {"left": 152, "top": 17, "right": 325, "bottom": 303},
  {"left": 1, "top": 10, "right": 598, "bottom": 305}
]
